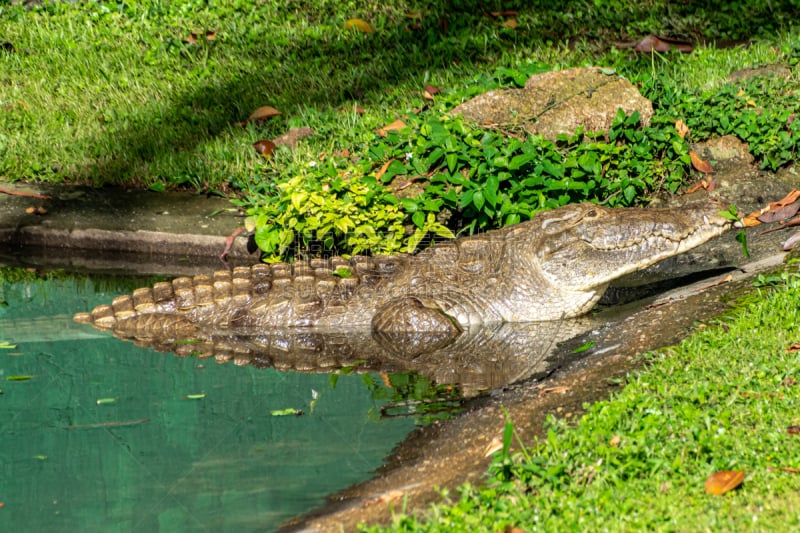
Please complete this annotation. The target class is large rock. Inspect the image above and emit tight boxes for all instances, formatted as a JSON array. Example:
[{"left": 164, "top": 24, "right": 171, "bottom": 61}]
[{"left": 450, "top": 66, "right": 653, "bottom": 140}]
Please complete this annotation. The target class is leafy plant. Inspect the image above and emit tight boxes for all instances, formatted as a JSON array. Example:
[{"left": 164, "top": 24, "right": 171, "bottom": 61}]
[{"left": 240, "top": 169, "right": 407, "bottom": 262}]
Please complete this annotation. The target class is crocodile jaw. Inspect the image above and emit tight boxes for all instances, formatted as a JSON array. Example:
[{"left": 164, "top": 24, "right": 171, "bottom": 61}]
[{"left": 534, "top": 199, "right": 732, "bottom": 293}]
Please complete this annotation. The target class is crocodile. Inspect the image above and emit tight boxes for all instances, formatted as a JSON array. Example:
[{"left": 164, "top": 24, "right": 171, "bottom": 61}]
[{"left": 74, "top": 198, "right": 732, "bottom": 339}]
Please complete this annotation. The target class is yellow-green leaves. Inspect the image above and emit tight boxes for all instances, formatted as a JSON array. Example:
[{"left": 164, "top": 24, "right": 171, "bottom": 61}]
[{"left": 248, "top": 173, "right": 406, "bottom": 261}]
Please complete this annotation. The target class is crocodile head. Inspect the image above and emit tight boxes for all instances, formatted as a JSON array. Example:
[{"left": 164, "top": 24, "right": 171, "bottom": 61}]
[
  {"left": 533, "top": 198, "right": 732, "bottom": 292},
  {"left": 492, "top": 198, "right": 732, "bottom": 321}
]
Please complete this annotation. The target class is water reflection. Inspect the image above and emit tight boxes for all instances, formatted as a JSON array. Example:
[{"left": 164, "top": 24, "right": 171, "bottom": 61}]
[
  {"left": 0, "top": 271, "right": 415, "bottom": 532},
  {"left": 108, "top": 318, "right": 600, "bottom": 398}
]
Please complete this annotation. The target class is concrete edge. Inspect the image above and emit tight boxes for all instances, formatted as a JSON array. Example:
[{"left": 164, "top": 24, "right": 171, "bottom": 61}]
[{"left": 0, "top": 226, "right": 253, "bottom": 259}]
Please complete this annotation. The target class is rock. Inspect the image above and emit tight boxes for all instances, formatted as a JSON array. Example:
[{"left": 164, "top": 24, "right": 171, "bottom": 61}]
[
  {"left": 728, "top": 64, "right": 792, "bottom": 83},
  {"left": 450, "top": 67, "right": 653, "bottom": 140}
]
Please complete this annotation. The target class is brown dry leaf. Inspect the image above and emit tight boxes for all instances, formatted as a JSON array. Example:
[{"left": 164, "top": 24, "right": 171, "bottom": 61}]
[
  {"left": 675, "top": 119, "right": 690, "bottom": 139},
  {"left": 376, "top": 119, "right": 407, "bottom": 137},
  {"left": 488, "top": 10, "right": 519, "bottom": 17},
  {"left": 503, "top": 528, "right": 525, "bottom": 533},
  {"left": 538, "top": 385, "right": 569, "bottom": 397},
  {"left": 405, "top": 12, "right": 422, "bottom": 20},
  {"left": 704, "top": 470, "right": 745, "bottom": 495},
  {"left": 363, "top": 490, "right": 404, "bottom": 507},
  {"left": 685, "top": 177, "right": 715, "bottom": 194},
  {"left": 609, "top": 435, "right": 621, "bottom": 447},
  {"left": 183, "top": 32, "right": 199, "bottom": 44},
  {"left": 423, "top": 84, "right": 442, "bottom": 100},
  {"left": 252, "top": 139, "right": 276, "bottom": 158},
  {"left": 483, "top": 437, "right": 504, "bottom": 457},
  {"left": 689, "top": 150, "right": 714, "bottom": 173},
  {"left": 424, "top": 84, "right": 442, "bottom": 96},
  {"left": 374, "top": 159, "right": 394, "bottom": 181},
  {"left": 786, "top": 343, "right": 800, "bottom": 352},
  {"left": 247, "top": 106, "right": 281, "bottom": 124},
  {"left": 272, "top": 127, "right": 314, "bottom": 148},
  {"left": 758, "top": 201, "right": 800, "bottom": 223},
  {"left": 617, "top": 35, "right": 694, "bottom": 53},
  {"left": 501, "top": 18, "right": 518, "bottom": 29},
  {"left": 344, "top": 18, "right": 375, "bottom": 33},
  {"left": 338, "top": 105, "right": 366, "bottom": 114},
  {"left": 788, "top": 426, "right": 800, "bottom": 435},
  {"left": 205, "top": 30, "right": 217, "bottom": 41},
  {"left": 742, "top": 189, "right": 800, "bottom": 226}
]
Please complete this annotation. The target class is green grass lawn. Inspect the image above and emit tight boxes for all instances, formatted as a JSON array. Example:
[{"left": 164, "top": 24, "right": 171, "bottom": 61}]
[
  {"left": 365, "top": 269, "right": 800, "bottom": 531},
  {"left": 2, "top": 1, "right": 799, "bottom": 259}
]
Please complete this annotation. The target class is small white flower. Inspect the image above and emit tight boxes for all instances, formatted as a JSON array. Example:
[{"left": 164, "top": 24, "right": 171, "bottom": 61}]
[
  {"left": 405, "top": 152, "right": 413, "bottom": 160},
  {"left": 309, "top": 161, "right": 317, "bottom": 167}
]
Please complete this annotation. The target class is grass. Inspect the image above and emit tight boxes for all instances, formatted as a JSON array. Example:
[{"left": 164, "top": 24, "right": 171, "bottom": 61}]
[
  {"left": 365, "top": 268, "right": 800, "bottom": 531},
  {"left": 0, "top": 0, "right": 795, "bottom": 191}
]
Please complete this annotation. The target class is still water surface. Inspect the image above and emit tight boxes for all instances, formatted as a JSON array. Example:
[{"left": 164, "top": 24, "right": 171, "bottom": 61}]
[{"left": 0, "top": 272, "right": 416, "bottom": 531}]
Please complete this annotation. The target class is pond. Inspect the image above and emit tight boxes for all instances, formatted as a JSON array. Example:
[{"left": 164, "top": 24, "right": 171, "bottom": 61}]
[{"left": 0, "top": 269, "right": 418, "bottom": 532}]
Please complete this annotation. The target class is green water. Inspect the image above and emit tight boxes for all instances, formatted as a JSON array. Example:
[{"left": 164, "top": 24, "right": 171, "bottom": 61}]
[{"left": 0, "top": 272, "right": 416, "bottom": 532}]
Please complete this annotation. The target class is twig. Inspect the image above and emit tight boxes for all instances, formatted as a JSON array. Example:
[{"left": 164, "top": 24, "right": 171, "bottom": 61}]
[
  {"left": 220, "top": 226, "right": 246, "bottom": 260},
  {"left": 0, "top": 187, "right": 52, "bottom": 200},
  {"left": 64, "top": 417, "right": 150, "bottom": 430}
]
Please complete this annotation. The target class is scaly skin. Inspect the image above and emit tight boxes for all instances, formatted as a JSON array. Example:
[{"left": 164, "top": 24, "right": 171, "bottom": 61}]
[{"left": 74, "top": 198, "right": 732, "bottom": 337}]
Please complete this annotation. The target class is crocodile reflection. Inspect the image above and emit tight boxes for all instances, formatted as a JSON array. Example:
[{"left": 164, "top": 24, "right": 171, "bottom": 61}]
[{"left": 114, "top": 317, "right": 601, "bottom": 396}]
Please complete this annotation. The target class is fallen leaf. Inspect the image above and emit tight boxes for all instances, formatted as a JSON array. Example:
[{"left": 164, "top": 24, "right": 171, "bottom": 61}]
[
  {"left": 484, "top": 437, "right": 504, "bottom": 457},
  {"left": 184, "top": 29, "right": 216, "bottom": 43},
  {"left": 538, "top": 385, "right": 569, "bottom": 397},
  {"left": 675, "top": 119, "right": 690, "bottom": 138},
  {"left": 272, "top": 127, "right": 314, "bottom": 148},
  {"left": 375, "top": 159, "right": 394, "bottom": 181},
  {"left": 758, "top": 201, "right": 800, "bottom": 223},
  {"left": 404, "top": 12, "right": 422, "bottom": 20},
  {"left": 423, "top": 84, "right": 442, "bottom": 100},
  {"left": 787, "top": 425, "right": 800, "bottom": 435},
  {"left": 501, "top": 18, "right": 518, "bottom": 29},
  {"left": 704, "top": 470, "right": 744, "bottom": 495},
  {"left": 609, "top": 435, "right": 621, "bottom": 447},
  {"left": 684, "top": 177, "right": 715, "bottom": 194},
  {"left": 363, "top": 489, "right": 404, "bottom": 507},
  {"left": 743, "top": 189, "right": 800, "bottom": 226},
  {"left": 344, "top": 18, "right": 375, "bottom": 33},
  {"left": 271, "top": 408, "right": 303, "bottom": 416},
  {"left": 690, "top": 150, "right": 714, "bottom": 173},
  {"left": 247, "top": 106, "right": 281, "bottom": 124},
  {"left": 253, "top": 139, "right": 276, "bottom": 158},
  {"left": 338, "top": 105, "right": 365, "bottom": 114},
  {"left": 376, "top": 119, "right": 407, "bottom": 137},
  {"left": 488, "top": 10, "right": 519, "bottom": 17},
  {"left": 616, "top": 35, "right": 694, "bottom": 53}
]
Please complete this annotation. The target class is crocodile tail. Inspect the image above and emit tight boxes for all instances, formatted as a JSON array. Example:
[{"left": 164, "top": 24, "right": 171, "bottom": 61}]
[{"left": 72, "top": 264, "right": 275, "bottom": 335}]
